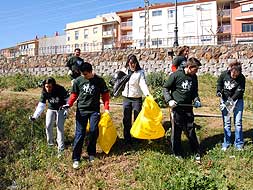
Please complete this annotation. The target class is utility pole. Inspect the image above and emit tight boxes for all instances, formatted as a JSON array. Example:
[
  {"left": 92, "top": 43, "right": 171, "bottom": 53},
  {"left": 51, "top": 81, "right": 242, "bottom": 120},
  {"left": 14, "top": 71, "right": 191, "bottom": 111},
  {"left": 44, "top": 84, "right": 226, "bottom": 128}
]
[
  {"left": 144, "top": 0, "right": 150, "bottom": 48},
  {"left": 173, "top": 0, "right": 179, "bottom": 47}
]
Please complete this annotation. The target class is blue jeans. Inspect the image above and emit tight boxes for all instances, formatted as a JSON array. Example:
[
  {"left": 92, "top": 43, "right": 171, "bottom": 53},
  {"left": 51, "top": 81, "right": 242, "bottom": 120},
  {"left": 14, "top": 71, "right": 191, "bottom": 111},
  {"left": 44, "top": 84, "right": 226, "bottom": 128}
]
[
  {"left": 222, "top": 99, "right": 244, "bottom": 149},
  {"left": 72, "top": 110, "right": 100, "bottom": 161}
]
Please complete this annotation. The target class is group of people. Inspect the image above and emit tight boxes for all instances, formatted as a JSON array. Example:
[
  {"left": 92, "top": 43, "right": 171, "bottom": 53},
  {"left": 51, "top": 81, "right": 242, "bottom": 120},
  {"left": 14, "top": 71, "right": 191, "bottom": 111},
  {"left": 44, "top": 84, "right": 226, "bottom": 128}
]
[{"left": 30, "top": 47, "right": 246, "bottom": 169}]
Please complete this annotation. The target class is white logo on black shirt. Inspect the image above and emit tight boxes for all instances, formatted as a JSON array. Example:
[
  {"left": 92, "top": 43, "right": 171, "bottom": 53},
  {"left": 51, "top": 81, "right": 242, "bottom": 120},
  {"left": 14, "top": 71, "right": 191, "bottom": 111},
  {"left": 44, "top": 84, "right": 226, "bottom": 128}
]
[
  {"left": 49, "top": 97, "right": 59, "bottom": 104},
  {"left": 224, "top": 81, "right": 235, "bottom": 90},
  {"left": 181, "top": 80, "right": 192, "bottom": 91},
  {"left": 82, "top": 83, "right": 95, "bottom": 94}
]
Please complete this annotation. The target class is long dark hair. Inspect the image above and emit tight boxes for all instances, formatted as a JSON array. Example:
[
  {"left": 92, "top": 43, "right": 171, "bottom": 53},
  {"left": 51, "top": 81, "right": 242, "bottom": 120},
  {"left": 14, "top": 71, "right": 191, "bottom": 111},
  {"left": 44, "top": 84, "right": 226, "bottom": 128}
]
[
  {"left": 42, "top": 77, "right": 56, "bottom": 93},
  {"left": 125, "top": 54, "right": 141, "bottom": 71}
]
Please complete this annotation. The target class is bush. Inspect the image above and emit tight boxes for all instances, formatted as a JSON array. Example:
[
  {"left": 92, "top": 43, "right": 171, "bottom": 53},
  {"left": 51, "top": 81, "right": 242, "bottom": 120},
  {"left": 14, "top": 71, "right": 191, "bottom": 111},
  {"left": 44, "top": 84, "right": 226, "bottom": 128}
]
[{"left": 146, "top": 72, "right": 168, "bottom": 108}]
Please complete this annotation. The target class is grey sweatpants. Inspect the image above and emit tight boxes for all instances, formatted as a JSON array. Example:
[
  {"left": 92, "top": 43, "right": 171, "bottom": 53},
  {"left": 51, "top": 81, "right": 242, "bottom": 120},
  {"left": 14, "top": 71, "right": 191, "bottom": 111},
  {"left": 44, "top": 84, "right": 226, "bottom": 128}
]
[{"left": 46, "top": 109, "right": 65, "bottom": 151}]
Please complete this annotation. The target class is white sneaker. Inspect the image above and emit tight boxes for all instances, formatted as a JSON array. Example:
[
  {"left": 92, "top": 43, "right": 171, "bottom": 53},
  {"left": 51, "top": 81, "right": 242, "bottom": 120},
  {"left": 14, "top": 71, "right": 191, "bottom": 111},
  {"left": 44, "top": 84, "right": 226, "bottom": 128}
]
[
  {"left": 195, "top": 154, "right": 201, "bottom": 164},
  {"left": 72, "top": 161, "right": 80, "bottom": 169},
  {"left": 221, "top": 147, "right": 227, "bottom": 151},
  {"left": 89, "top": 155, "right": 95, "bottom": 163}
]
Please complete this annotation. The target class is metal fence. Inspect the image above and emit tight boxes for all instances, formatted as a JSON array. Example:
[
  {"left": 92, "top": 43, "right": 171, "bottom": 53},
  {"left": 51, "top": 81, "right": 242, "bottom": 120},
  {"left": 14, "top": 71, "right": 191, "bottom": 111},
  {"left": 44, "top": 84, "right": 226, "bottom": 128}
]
[{"left": 1, "top": 33, "right": 253, "bottom": 58}]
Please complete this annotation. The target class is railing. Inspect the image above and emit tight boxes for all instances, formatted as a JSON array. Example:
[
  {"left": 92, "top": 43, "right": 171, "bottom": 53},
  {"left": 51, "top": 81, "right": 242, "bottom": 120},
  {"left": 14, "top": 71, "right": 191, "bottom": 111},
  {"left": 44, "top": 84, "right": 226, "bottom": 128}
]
[
  {"left": 121, "top": 21, "right": 132, "bottom": 28},
  {"left": 2, "top": 33, "right": 253, "bottom": 57}
]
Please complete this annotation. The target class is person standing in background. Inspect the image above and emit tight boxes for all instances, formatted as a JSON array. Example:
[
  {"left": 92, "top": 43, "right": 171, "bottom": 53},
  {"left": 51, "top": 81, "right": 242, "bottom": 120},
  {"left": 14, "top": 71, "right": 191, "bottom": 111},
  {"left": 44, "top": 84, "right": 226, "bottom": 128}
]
[
  {"left": 171, "top": 46, "right": 189, "bottom": 72},
  {"left": 66, "top": 48, "right": 84, "bottom": 85}
]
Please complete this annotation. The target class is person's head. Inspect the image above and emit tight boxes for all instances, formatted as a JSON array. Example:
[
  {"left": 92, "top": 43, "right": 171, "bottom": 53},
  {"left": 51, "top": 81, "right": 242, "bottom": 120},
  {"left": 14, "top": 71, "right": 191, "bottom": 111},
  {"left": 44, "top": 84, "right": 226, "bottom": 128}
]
[
  {"left": 177, "top": 46, "right": 189, "bottom": 58},
  {"left": 79, "top": 62, "right": 94, "bottom": 79},
  {"left": 43, "top": 77, "right": 56, "bottom": 93},
  {"left": 74, "top": 48, "right": 81, "bottom": 57},
  {"left": 125, "top": 54, "right": 141, "bottom": 71},
  {"left": 184, "top": 57, "right": 201, "bottom": 75},
  {"left": 229, "top": 61, "right": 242, "bottom": 79}
]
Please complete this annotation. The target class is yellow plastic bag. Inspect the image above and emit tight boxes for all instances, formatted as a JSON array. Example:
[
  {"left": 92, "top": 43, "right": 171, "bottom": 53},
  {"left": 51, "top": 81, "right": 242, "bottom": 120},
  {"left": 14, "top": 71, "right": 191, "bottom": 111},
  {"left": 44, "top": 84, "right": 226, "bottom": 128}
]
[
  {"left": 97, "top": 112, "right": 117, "bottom": 154},
  {"left": 130, "top": 96, "right": 165, "bottom": 139}
]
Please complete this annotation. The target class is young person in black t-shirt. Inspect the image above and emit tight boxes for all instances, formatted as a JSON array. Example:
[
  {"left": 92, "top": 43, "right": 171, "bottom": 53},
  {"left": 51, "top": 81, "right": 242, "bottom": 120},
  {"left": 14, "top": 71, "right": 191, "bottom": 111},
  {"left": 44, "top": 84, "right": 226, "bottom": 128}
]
[
  {"left": 62, "top": 62, "right": 110, "bottom": 169},
  {"left": 163, "top": 57, "right": 202, "bottom": 162},
  {"left": 30, "top": 77, "right": 68, "bottom": 157}
]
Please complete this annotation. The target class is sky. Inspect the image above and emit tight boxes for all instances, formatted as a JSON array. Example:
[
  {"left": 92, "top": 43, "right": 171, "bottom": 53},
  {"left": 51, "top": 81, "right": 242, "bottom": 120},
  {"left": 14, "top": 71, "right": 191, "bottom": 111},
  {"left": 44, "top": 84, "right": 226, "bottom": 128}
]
[{"left": 0, "top": 0, "right": 188, "bottom": 49}]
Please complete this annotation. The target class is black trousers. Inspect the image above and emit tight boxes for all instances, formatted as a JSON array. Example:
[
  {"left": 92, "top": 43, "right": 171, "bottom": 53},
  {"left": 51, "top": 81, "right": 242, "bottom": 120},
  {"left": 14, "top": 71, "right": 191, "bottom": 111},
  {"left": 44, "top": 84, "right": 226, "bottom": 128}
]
[
  {"left": 122, "top": 97, "right": 142, "bottom": 142},
  {"left": 170, "top": 108, "right": 200, "bottom": 156}
]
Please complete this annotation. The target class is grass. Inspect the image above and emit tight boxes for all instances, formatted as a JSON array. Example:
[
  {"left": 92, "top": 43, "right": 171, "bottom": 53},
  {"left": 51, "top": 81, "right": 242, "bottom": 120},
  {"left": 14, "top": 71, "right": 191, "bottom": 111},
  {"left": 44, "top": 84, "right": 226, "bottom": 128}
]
[{"left": 0, "top": 74, "right": 253, "bottom": 189}]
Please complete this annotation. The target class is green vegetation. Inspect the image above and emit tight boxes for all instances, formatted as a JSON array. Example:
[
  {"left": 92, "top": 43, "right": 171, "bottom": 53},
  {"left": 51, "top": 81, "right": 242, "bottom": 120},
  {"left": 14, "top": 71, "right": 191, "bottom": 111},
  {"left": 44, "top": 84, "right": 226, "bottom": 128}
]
[{"left": 0, "top": 73, "right": 253, "bottom": 189}]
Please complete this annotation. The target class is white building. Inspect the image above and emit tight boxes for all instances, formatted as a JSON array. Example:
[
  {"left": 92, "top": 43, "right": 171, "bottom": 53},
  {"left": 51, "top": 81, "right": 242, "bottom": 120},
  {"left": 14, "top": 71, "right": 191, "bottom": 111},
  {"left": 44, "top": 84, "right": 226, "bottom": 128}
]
[
  {"left": 132, "top": 0, "right": 218, "bottom": 48},
  {"left": 38, "top": 33, "right": 66, "bottom": 55}
]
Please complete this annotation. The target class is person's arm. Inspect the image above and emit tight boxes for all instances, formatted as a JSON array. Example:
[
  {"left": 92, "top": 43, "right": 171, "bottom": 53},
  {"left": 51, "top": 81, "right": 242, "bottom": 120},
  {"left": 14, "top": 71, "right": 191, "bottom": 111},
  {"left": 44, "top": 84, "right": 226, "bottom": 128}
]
[
  {"left": 231, "top": 75, "right": 245, "bottom": 101},
  {"left": 217, "top": 72, "right": 225, "bottom": 94},
  {"left": 67, "top": 92, "right": 78, "bottom": 107},
  {"left": 139, "top": 71, "right": 150, "bottom": 97},
  {"left": 163, "top": 74, "right": 175, "bottom": 104},
  {"left": 32, "top": 102, "right": 46, "bottom": 119},
  {"left": 102, "top": 91, "right": 110, "bottom": 111},
  {"left": 171, "top": 64, "right": 177, "bottom": 72}
]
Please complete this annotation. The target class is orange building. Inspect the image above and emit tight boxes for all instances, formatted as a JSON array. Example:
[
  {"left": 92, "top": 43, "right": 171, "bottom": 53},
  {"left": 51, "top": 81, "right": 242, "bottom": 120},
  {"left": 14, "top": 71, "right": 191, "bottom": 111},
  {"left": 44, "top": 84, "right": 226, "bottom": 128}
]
[{"left": 231, "top": 0, "right": 253, "bottom": 43}]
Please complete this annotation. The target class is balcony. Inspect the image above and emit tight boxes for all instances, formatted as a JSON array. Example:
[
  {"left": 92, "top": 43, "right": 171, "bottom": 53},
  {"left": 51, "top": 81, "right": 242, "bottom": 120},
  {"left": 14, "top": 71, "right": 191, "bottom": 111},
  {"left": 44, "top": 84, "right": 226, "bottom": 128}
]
[
  {"left": 217, "top": 25, "right": 231, "bottom": 33},
  {"left": 120, "top": 21, "right": 132, "bottom": 31},
  {"left": 102, "top": 30, "right": 113, "bottom": 38},
  {"left": 121, "top": 35, "right": 133, "bottom": 41}
]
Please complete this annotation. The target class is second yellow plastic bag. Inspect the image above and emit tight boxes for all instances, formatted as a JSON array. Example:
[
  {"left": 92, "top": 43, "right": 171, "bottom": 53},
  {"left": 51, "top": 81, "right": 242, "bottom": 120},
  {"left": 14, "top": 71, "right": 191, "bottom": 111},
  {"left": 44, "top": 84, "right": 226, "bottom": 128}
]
[
  {"left": 130, "top": 96, "right": 165, "bottom": 139},
  {"left": 97, "top": 112, "right": 117, "bottom": 154}
]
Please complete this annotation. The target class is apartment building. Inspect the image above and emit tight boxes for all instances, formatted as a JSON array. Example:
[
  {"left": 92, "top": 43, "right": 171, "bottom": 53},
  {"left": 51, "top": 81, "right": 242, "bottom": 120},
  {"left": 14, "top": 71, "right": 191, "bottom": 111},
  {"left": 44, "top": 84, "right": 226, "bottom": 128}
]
[
  {"left": 38, "top": 32, "right": 66, "bottom": 56},
  {"left": 133, "top": 0, "right": 218, "bottom": 48},
  {"left": 65, "top": 13, "right": 120, "bottom": 52},
  {"left": 0, "top": 47, "right": 17, "bottom": 58},
  {"left": 16, "top": 38, "right": 39, "bottom": 56},
  {"left": 231, "top": 0, "right": 253, "bottom": 44}
]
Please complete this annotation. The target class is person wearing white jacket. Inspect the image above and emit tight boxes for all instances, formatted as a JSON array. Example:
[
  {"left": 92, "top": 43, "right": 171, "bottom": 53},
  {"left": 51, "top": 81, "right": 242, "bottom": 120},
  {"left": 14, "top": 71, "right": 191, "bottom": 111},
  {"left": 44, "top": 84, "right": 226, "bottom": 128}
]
[{"left": 121, "top": 54, "right": 150, "bottom": 144}]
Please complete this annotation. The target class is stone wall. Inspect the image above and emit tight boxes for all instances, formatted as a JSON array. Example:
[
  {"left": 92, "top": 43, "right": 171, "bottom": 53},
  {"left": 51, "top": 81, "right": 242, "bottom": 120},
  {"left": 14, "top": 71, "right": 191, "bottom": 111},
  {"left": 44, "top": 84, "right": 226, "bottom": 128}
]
[{"left": 1, "top": 45, "right": 253, "bottom": 79}]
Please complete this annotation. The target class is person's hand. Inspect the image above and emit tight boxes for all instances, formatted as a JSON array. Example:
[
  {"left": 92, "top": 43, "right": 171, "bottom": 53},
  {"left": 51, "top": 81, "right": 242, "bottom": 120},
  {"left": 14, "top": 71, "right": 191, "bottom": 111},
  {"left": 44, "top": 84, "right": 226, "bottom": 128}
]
[
  {"left": 63, "top": 109, "right": 68, "bottom": 119},
  {"left": 60, "top": 104, "right": 70, "bottom": 110},
  {"left": 216, "top": 92, "right": 222, "bottom": 97},
  {"left": 29, "top": 116, "right": 36, "bottom": 121},
  {"left": 168, "top": 100, "right": 177, "bottom": 108},
  {"left": 220, "top": 103, "right": 226, "bottom": 111},
  {"left": 67, "top": 70, "right": 73, "bottom": 76},
  {"left": 105, "top": 109, "right": 110, "bottom": 113},
  {"left": 225, "top": 97, "right": 234, "bottom": 107},
  {"left": 193, "top": 100, "right": 202, "bottom": 108}
]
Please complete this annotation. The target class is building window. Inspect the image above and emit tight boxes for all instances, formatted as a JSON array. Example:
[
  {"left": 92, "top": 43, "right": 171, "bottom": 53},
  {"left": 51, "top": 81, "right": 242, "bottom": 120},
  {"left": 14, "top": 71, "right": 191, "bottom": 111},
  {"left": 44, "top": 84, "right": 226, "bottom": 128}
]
[
  {"left": 84, "top": 29, "right": 88, "bottom": 39},
  {"left": 93, "top": 27, "right": 98, "bottom": 34},
  {"left": 67, "top": 36, "right": 70, "bottom": 41},
  {"left": 75, "top": 44, "right": 79, "bottom": 48},
  {"left": 241, "top": 3, "right": 253, "bottom": 12},
  {"left": 183, "top": 21, "right": 195, "bottom": 33},
  {"left": 152, "top": 10, "right": 162, "bottom": 17},
  {"left": 168, "top": 23, "right": 175, "bottom": 33},
  {"left": 151, "top": 39, "right": 163, "bottom": 46},
  {"left": 139, "top": 26, "right": 144, "bottom": 33},
  {"left": 183, "top": 6, "right": 194, "bottom": 16},
  {"left": 242, "top": 23, "right": 253, "bottom": 32},
  {"left": 139, "top": 12, "right": 145, "bottom": 18},
  {"left": 75, "top": 31, "right": 79, "bottom": 40},
  {"left": 139, "top": 40, "right": 144, "bottom": 47},
  {"left": 168, "top": 9, "right": 175, "bottom": 18},
  {"left": 152, "top": 24, "right": 162, "bottom": 31},
  {"left": 200, "top": 3, "right": 212, "bottom": 11}
]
